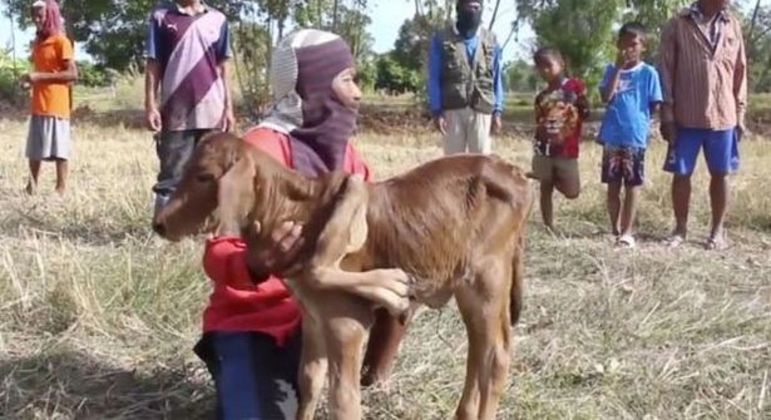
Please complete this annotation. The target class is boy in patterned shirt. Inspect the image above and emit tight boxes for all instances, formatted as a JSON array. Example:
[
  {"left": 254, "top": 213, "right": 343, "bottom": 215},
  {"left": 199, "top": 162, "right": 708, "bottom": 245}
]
[{"left": 531, "top": 47, "right": 590, "bottom": 231}]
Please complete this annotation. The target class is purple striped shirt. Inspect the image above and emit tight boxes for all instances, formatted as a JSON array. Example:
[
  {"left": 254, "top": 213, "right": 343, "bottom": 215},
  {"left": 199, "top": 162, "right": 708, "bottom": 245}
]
[{"left": 146, "top": 2, "right": 231, "bottom": 131}]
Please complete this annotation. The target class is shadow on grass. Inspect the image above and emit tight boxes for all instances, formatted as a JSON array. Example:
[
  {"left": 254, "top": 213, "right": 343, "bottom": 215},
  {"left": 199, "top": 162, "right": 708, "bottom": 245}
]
[{"left": 0, "top": 349, "right": 214, "bottom": 419}]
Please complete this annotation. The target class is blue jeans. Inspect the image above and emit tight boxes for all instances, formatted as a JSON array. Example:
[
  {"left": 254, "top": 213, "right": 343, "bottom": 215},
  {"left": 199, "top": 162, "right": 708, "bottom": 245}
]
[{"left": 194, "top": 331, "right": 302, "bottom": 420}]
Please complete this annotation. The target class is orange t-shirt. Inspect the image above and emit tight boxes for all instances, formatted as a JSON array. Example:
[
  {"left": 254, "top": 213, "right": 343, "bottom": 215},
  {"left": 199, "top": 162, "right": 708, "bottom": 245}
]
[{"left": 31, "top": 34, "right": 73, "bottom": 119}]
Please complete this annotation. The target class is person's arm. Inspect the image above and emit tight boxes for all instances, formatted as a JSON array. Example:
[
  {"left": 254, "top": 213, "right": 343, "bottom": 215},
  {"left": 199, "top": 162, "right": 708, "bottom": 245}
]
[
  {"left": 733, "top": 26, "right": 748, "bottom": 134},
  {"left": 658, "top": 20, "right": 677, "bottom": 141},
  {"left": 491, "top": 42, "right": 504, "bottom": 133},
  {"left": 575, "top": 80, "right": 590, "bottom": 121},
  {"left": 144, "top": 13, "right": 162, "bottom": 132},
  {"left": 600, "top": 70, "right": 622, "bottom": 104},
  {"left": 25, "top": 60, "right": 78, "bottom": 83},
  {"left": 145, "top": 60, "right": 162, "bottom": 131},
  {"left": 346, "top": 143, "right": 374, "bottom": 182},
  {"left": 492, "top": 43, "right": 504, "bottom": 115},
  {"left": 427, "top": 34, "right": 448, "bottom": 134},
  {"left": 601, "top": 62, "right": 625, "bottom": 104},
  {"left": 533, "top": 93, "right": 542, "bottom": 124},
  {"left": 427, "top": 34, "right": 443, "bottom": 117},
  {"left": 24, "top": 37, "right": 77, "bottom": 84},
  {"left": 203, "top": 236, "right": 267, "bottom": 288},
  {"left": 216, "top": 21, "right": 235, "bottom": 132},
  {"left": 649, "top": 66, "right": 664, "bottom": 115}
]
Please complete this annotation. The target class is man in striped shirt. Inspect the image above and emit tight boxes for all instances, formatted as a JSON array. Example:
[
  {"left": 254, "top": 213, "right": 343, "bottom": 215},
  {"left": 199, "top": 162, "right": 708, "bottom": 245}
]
[
  {"left": 144, "top": 0, "right": 234, "bottom": 214},
  {"left": 658, "top": 0, "right": 747, "bottom": 250}
]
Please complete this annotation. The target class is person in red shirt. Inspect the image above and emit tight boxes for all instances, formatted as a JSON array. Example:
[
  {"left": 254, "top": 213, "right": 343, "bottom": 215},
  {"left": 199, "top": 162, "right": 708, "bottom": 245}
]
[
  {"left": 194, "top": 29, "right": 410, "bottom": 419},
  {"left": 530, "top": 47, "right": 590, "bottom": 231}
]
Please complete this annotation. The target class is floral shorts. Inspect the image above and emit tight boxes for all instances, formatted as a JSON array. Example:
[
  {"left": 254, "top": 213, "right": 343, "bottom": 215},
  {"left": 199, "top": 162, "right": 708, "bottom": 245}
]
[{"left": 601, "top": 145, "right": 646, "bottom": 187}]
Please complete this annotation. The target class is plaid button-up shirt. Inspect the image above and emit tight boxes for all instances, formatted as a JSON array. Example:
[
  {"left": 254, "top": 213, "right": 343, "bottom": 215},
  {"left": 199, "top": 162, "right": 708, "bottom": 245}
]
[
  {"left": 658, "top": 7, "right": 747, "bottom": 130},
  {"left": 688, "top": 2, "right": 730, "bottom": 53}
]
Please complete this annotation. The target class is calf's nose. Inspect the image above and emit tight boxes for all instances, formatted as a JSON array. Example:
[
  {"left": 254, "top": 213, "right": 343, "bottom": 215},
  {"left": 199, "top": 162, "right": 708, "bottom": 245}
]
[{"left": 152, "top": 221, "right": 167, "bottom": 237}]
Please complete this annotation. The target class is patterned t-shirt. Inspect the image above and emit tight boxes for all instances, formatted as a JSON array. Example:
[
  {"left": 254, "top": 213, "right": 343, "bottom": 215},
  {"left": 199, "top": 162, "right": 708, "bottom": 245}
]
[
  {"left": 145, "top": 2, "right": 231, "bottom": 131},
  {"left": 534, "top": 77, "right": 589, "bottom": 158}
]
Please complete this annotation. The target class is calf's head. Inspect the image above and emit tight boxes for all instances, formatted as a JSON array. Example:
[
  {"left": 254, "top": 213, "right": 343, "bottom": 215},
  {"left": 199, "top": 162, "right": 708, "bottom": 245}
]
[{"left": 152, "top": 133, "right": 258, "bottom": 242}]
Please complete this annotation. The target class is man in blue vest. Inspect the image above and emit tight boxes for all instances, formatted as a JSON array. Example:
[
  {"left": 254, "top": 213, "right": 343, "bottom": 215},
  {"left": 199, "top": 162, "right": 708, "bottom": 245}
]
[{"left": 428, "top": 0, "right": 504, "bottom": 155}]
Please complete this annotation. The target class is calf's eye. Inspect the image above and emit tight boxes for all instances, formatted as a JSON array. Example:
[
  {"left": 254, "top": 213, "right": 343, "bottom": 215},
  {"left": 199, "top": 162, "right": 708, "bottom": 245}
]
[{"left": 196, "top": 173, "right": 215, "bottom": 183}]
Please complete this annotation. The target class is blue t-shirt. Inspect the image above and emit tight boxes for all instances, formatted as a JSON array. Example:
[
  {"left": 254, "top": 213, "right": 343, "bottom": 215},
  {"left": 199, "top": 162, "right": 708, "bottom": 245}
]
[{"left": 597, "top": 63, "right": 663, "bottom": 149}]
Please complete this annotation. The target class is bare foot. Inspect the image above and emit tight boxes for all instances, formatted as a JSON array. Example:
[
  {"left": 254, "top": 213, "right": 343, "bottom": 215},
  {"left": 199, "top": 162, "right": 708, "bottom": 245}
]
[{"left": 55, "top": 187, "right": 66, "bottom": 196}]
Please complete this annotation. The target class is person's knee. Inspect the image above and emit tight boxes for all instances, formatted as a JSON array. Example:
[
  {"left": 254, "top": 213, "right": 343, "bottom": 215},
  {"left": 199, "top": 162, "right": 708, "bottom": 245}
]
[
  {"left": 708, "top": 171, "right": 728, "bottom": 181},
  {"left": 606, "top": 182, "right": 622, "bottom": 196},
  {"left": 560, "top": 180, "right": 580, "bottom": 199},
  {"left": 563, "top": 189, "right": 580, "bottom": 200},
  {"left": 672, "top": 174, "right": 692, "bottom": 185}
]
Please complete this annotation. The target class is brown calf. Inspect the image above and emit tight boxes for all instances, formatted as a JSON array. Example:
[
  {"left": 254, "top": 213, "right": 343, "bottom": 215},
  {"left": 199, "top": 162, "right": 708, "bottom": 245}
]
[{"left": 153, "top": 133, "right": 533, "bottom": 420}]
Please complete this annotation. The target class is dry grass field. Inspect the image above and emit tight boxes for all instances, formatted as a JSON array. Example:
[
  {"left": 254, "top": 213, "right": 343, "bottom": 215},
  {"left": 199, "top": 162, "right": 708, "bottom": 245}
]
[{"left": 0, "top": 107, "right": 769, "bottom": 419}]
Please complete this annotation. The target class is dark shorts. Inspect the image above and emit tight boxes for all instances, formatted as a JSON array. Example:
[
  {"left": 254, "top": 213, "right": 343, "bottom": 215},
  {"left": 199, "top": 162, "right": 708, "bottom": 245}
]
[
  {"left": 601, "top": 145, "right": 646, "bottom": 187},
  {"left": 663, "top": 127, "right": 739, "bottom": 176},
  {"left": 194, "top": 330, "right": 302, "bottom": 420},
  {"left": 153, "top": 129, "right": 215, "bottom": 197}
]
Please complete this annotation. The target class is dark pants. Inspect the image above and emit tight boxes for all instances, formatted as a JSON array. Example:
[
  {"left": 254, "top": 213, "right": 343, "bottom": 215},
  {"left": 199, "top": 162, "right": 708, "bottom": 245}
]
[
  {"left": 195, "top": 331, "right": 302, "bottom": 420},
  {"left": 153, "top": 129, "right": 214, "bottom": 199}
]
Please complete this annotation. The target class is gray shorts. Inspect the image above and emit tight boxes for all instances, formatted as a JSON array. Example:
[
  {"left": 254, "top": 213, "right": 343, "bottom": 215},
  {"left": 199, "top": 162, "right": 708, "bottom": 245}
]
[{"left": 26, "top": 115, "right": 72, "bottom": 161}]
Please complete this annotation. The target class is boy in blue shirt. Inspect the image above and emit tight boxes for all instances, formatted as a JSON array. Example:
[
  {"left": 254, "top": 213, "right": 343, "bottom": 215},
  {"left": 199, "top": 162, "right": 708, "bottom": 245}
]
[{"left": 598, "top": 22, "right": 663, "bottom": 248}]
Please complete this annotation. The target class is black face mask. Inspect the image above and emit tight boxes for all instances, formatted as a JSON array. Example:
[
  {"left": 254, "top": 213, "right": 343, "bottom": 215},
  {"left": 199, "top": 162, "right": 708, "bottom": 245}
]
[{"left": 456, "top": 1, "right": 483, "bottom": 38}]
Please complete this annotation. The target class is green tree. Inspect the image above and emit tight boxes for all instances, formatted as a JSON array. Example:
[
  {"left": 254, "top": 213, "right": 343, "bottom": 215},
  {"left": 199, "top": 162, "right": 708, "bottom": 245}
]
[
  {"left": 504, "top": 59, "right": 536, "bottom": 92},
  {"left": 374, "top": 53, "right": 421, "bottom": 94},
  {"left": 743, "top": 0, "right": 771, "bottom": 92},
  {"left": 514, "top": 0, "right": 690, "bottom": 95}
]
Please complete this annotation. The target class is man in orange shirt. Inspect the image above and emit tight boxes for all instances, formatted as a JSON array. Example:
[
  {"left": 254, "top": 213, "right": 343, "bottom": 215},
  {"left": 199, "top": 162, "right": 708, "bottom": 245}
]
[{"left": 21, "top": 0, "right": 78, "bottom": 195}]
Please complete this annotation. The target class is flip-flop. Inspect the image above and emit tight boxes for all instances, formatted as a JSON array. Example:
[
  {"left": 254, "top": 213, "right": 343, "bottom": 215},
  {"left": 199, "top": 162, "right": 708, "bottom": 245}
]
[
  {"left": 616, "top": 234, "right": 636, "bottom": 248},
  {"left": 705, "top": 236, "right": 728, "bottom": 251},
  {"left": 665, "top": 234, "right": 685, "bottom": 248}
]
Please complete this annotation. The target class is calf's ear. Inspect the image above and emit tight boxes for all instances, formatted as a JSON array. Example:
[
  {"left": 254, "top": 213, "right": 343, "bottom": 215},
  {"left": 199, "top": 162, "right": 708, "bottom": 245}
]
[{"left": 216, "top": 154, "right": 257, "bottom": 237}]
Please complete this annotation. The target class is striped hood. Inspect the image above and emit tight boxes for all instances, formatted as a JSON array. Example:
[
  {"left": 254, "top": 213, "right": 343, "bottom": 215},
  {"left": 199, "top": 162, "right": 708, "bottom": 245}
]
[{"left": 259, "top": 29, "right": 357, "bottom": 177}]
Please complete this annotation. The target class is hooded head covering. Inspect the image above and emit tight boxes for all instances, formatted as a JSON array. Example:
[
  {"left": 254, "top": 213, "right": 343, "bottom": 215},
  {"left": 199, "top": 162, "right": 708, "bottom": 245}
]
[
  {"left": 456, "top": 0, "right": 484, "bottom": 39},
  {"left": 259, "top": 29, "right": 357, "bottom": 177},
  {"left": 32, "top": 0, "right": 64, "bottom": 42}
]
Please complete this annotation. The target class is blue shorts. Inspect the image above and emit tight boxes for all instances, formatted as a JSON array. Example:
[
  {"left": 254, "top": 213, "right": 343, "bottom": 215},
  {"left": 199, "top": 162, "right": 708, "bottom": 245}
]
[
  {"left": 195, "top": 331, "right": 302, "bottom": 420},
  {"left": 663, "top": 127, "right": 740, "bottom": 176}
]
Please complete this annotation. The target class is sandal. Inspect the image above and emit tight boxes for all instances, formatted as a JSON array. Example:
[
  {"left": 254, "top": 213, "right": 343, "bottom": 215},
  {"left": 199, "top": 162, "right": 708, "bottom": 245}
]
[
  {"left": 705, "top": 236, "right": 728, "bottom": 251},
  {"left": 616, "top": 234, "right": 636, "bottom": 248},
  {"left": 665, "top": 234, "right": 685, "bottom": 248}
]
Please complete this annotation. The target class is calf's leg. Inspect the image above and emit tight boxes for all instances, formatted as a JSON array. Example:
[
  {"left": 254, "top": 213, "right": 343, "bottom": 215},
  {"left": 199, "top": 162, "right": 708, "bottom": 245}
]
[
  {"left": 454, "top": 257, "right": 513, "bottom": 420},
  {"left": 322, "top": 302, "right": 373, "bottom": 420},
  {"left": 296, "top": 316, "right": 327, "bottom": 420}
]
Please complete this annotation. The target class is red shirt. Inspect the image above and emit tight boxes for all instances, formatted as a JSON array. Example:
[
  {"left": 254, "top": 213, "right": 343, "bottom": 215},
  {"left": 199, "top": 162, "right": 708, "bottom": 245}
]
[
  {"left": 533, "top": 77, "right": 589, "bottom": 159},
  {"left": 201, "top": 127, "right": 372, "bottom": 346}
]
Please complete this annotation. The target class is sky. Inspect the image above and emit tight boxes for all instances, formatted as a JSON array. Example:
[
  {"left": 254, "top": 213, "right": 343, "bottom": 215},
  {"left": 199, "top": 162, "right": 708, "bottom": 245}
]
[{"left": 0, "top": 1, "right": 531, "bottom": 63}]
